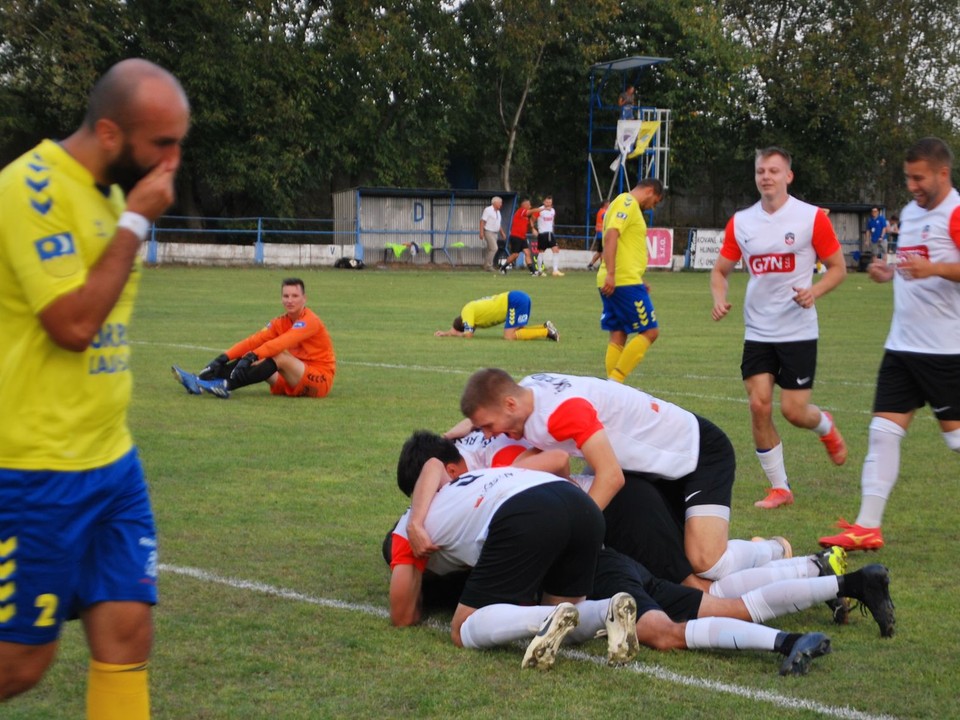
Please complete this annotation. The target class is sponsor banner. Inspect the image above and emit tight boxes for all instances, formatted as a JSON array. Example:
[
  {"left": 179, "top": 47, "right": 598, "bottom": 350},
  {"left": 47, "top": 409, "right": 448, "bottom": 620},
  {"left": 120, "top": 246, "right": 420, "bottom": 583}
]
[
  {"left": 647, "top": 227, "right": 674, "bottom": 268},
  {"left": 691, "top": 229, "right": 731, "bottom": 270}
]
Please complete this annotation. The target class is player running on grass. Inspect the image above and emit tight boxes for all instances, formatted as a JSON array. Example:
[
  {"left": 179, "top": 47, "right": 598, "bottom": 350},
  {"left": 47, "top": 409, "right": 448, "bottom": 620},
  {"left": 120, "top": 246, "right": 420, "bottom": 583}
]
[
  {"left": 434, "top": 290, "right": 558, "bottom": 342},
  {"left": 171, "top": 277, "right": 335, "bottom": 399},
  {"left": 711, "top": 147, "right": 848, "bottom": 510},
  {"left": 819, "top": 137, "right": 960, "bottom": 551}
]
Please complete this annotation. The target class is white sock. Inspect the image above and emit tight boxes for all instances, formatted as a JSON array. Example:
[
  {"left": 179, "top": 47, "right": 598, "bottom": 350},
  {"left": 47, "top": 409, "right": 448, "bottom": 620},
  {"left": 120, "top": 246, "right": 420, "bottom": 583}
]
[
  {"left": 566, "top": 599, "right": 611, "bottom": 644},
  {"left": 459, "top": 604, "right": 556, "bottom": 649},
  {"left": 740, "top": 576, "right": 840, "bottom": 623},
  {"left": 552, "top": 253, "right": 560, "bottom": 272},
  {"left": 756, "top": 442, "right": 789, "bottom": 490},
  {"left": 813, "top": 409, "right": 833, "bottom": 436},
  {"left": 699, "top": 539, "right": 784, "bottom": 581},
  {"left": 709, "top": 558, "right": 817, "bottom": 597},
  {"left": 856, "top": 417, "right": 906, "bottom": 527},
  {"left": 684, "top": 617, "right": 780, "bottom": 651}
]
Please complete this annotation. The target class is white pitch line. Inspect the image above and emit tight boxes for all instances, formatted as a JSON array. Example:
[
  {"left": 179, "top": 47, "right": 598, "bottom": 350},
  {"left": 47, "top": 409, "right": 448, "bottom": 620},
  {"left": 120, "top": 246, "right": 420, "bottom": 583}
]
[{"left": 161, "top": 563, "right": 899, "bottom": 720}]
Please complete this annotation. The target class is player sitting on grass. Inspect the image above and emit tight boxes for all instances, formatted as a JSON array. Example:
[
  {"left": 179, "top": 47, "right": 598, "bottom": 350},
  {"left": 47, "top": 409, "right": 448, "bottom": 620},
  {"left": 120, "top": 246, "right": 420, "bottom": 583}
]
[
  {"left": 171, "top": 277, "right": 335, "bottom": 399},
  {"left": 434, "top": 290, "right": 558, "bottom": 342}
]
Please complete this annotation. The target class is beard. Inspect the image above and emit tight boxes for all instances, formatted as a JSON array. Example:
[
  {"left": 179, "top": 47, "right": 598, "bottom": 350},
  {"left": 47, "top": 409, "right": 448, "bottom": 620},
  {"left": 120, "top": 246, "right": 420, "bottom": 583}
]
[{"left": 107, "top": 143, "right": 152, "bottom": 194}]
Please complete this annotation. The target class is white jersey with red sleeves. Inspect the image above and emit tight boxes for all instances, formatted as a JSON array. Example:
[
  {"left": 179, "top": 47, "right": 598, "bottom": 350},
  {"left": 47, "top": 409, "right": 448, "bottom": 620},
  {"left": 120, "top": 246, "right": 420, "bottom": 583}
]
[
  {"left": 455, "top": 430, "right": 530, "bottom": 470},
  {"left": 391, "top": 468, "right": 567, "bottom": 575},
  {"left": 537, "top": 207, "right": 556, "bottom": 233},
  {"left": 887, "top": 187, "right": 960, "bottom": 353},
  {"left": 519, "top": 373, "right": 699, "bottom": 480},
  {"left": 721, "top": 196, "right": 840, "bottom": 342}
]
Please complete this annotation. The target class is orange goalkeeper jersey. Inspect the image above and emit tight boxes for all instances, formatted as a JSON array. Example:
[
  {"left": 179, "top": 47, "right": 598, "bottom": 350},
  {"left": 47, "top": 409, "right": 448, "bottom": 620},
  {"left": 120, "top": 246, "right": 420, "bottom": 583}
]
[{"left": 226, "top": 307, "right": 335, "bottom": 374}]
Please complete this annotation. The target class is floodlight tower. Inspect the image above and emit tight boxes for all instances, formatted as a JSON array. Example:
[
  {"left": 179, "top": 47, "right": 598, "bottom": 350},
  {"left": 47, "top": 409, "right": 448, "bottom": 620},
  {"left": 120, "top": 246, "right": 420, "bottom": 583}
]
[{"left": 585, "top": 56, "right": 672, "bottom": 240}]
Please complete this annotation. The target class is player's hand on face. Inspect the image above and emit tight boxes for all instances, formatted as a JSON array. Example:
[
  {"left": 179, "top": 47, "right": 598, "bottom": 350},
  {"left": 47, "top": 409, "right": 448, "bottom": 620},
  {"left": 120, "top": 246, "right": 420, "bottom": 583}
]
[
  {"left": 406, "top": 523, "right": 438, "bottom": 558},
  {"left": 125, "top": 160, "right": 178, "bottom": 221},
  {"left": 711, "top": 301, "right": 732, "bottom": 321}
]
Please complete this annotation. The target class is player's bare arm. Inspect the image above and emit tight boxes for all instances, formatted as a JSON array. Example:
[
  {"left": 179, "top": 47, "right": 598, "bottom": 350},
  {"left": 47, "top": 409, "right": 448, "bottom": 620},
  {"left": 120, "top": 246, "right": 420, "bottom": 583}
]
[
  {"left": 389, "top": 564, "right": 424, "bottom": 626},
  {"left": 710, "top": 256, "right": 736, "bottom": 321},
  {"left": 442, "top": 418, "right": 475, "bottom": 440},
  {"left": 898, "top": 254, "right": 960, "bottom": 282},
  {"left": 39, "top": 160, "right": 179, "bottom": 352},
  {"left": 600, "top": 229, "right": 620, "bottom": 296},
  {"left": 406, "top": 458, "right": 447, "bottom": 557},
  {"left": 578, "top": 430, "right": 625, "bottom": 510},
  {"left": 797, "top": 248, "right": 846, "bottom": 305},
  {"left": 511, "top": 448, "right": 571, "bottom": 479},
  {"left": 868, "top": 258, "right": 895, "bottom": 283}
]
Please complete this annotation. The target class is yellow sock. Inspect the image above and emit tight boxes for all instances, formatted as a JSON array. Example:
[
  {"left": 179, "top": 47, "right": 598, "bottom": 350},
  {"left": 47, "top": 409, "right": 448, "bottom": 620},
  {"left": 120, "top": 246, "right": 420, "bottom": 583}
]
[
  {"left": 514, "top": 326, "right": 548, "bottom": 340},
  {"left": 605, "top": 342, "right": 625, "bottom": 379},
  {"left": 87, "top": 659, "right": 150, "bottom": 720},
  {"left": 611, "top": 335, "right": 652, "bottom": 382}
]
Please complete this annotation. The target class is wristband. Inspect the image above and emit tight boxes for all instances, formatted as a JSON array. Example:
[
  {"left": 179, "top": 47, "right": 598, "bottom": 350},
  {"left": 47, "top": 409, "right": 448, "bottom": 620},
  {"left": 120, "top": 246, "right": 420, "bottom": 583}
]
[{"left": 117, "top": 211, "right": 151, "bottom": 242}]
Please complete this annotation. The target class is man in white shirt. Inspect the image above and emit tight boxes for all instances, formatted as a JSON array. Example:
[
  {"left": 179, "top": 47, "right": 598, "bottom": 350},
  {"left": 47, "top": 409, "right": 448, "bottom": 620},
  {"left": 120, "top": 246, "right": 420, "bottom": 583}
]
[
  {"left": 820, "top": 137, "right": 960, "bottom": 551},
  {"left": 710, "top": 147, "right": 848, "bottom": 509},
  {"left": 479, "top": 196, "right": 506, "bottom": 271},
  {"left": 534, "top": 196, "right": 563, "bottom": 276}
]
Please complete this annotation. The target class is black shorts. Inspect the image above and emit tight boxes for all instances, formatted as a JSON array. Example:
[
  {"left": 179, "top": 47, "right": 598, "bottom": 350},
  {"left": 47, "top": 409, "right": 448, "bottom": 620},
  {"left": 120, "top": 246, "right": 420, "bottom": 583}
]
[
  {"left": 538, "top": 232, "right": 557, "bottom": 250},
  {"left": 873, "top": 350, "right": 960, "bottom": 421},
  {"left": 508, "top": 235, "right": 528, "bottom": 254},
  {"left": 590, "top": 233, "right": 603, "bottom": 253},
  {"left": 591, "top": 548, "right": 702, "bottom": 621},
  {"left": 741, "top": 339, "right": 818, "bottom": 390},
  {"left": 460, "top": 482, "right": 605, "bottom": 609}
]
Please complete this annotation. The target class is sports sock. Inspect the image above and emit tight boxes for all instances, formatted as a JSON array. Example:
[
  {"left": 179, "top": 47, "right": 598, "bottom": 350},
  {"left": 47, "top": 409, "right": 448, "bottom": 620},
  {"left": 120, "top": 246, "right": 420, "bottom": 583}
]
[
  {"left": 605, "top": 342, "right": 624, "bottom": 379},
  {"left": 855, "top": 416, "right": 906, "bottom": 527},
  {"left": 709, "top": 559, "right": 813, "bottom": 598},
  {"left": 87, "top": 660, "right": 150, "bottom": 720},
  {"left": 740, "top": 576, "right": 839, "bottom": 622},
  {"left": 813, "top": 409, "right": 833, "bottom": 436},
  {"left": 514, "top": 326, "right": 548, "bottom": 341},
  {"left": 565, "top": 599, "right": 612, "bottom": 644},
  {"left": 552, "top": 253, "right": 560, "bottom": 272},
  {"left": 226, "top": 357, "right": 278, "bottom": 390},
  {"left": 459, "top": 604, "right": 559, "bottom": 649},
  {"left": 699, "top": 539, "right": 784, "bottom": 581},
  {"left": 756, "top": 442, "right": 789, "bottom": 491},
  {"left": 610, "top": 335, "right": 652, "bottom": 382},
  {"left": 684, "top": 617, "right": 779, "bottom": 651}
]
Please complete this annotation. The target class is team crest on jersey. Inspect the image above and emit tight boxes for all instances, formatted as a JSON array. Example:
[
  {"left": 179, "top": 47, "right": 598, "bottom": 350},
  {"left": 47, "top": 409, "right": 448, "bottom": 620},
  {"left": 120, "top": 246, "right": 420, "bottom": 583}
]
[
  {"left": 293, "top": 321, "right": 306, "bottom": 329},
  {"left": 34, "top": 232, "right": 81, "bottom": 278},
  {"left": 616, "top": 212, "right": 628, "bottom": 219},
  {"left": 921, "top": 224, "right": 931, "bottom": 241},
  {"left": 784, "top": 232, "right": 796, "bottom": 246}
]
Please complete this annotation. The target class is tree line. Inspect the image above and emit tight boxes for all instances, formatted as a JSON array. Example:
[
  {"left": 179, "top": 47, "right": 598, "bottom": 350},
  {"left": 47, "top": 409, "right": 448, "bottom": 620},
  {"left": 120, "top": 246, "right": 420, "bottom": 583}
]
[{"left": 2, "top": 0, "right": 957, "bottom": 225}]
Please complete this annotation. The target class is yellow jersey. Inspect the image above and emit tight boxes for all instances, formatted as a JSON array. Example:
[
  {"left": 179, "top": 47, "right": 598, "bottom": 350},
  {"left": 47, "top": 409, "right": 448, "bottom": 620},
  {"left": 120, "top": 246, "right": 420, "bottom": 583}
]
[
  {"left": 597, "top": 191, "right": 648, "bottom": 287},
  {"left": 460, "top": 293, "right": 509, "bottom": 332},
  {"left": 0, "top": 140, "right": 138, "bottom": 470}
]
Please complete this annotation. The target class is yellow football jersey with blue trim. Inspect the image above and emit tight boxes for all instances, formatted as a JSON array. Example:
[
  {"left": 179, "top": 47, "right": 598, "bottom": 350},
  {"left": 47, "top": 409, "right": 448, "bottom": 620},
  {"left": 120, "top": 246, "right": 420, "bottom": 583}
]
[
  {"left": 597, "top": 191, "right": 648, "bottom": 287},
  {"left": 460, "top": 293, "right": 509, "bottom": 332},
  {"left": 0, "top": 140, "right": 138, "bottom": 470}
]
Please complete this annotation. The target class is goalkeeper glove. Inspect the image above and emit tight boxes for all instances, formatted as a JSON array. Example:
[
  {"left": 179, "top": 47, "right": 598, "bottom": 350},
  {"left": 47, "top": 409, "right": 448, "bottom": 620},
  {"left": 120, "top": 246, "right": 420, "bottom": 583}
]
[
  {"left": 198, "top": 353, "right": 229, "bottom": 380},
  {"left": 229, "top": 352, "right": 258, "bottom": 383}
]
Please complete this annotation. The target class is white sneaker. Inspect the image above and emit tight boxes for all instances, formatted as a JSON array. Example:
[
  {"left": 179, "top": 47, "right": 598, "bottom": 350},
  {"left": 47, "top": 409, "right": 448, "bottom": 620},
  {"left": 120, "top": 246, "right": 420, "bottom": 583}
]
[
  {"left": 521, "top": 603, "right": 579, "bottom": 671},
  {"left": 552, "top": 270, "right": 565, "bottom": 277},
  {"left": 604, "top": 592, "right": 639, "bottom": 665}
]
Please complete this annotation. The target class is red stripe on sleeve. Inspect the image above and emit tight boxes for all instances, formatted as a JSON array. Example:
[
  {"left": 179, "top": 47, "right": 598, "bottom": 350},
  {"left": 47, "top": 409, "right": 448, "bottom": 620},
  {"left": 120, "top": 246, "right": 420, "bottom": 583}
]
[
  {"left": 390, "top": 533, "right": 428, "bottom": 572},
  {"left": 546, "top": 397, "right": 604, "bottom": 448},
  {"left": 719, "top": 216, "right": 742, "bottom": 262},
  {"left": 812, "top": 209, "right": 841, "bottom": 257},
  {"left": 949, "top": 206, "right": 960, "bottom": 250},
  {"left": 491, "top": 445, "right": 527, "bottom": 467}
]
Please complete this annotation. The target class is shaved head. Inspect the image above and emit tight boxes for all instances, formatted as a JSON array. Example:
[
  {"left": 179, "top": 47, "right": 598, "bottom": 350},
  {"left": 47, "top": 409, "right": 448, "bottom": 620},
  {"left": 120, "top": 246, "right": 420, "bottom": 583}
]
[{"left": 84, "top": 58, "right": 189, "bottom": 132}]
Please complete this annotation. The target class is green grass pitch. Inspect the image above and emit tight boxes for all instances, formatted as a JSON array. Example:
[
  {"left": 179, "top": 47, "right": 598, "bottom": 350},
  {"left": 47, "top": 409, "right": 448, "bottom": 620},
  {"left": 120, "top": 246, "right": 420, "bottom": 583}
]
[{"left": 8, "top": 265, "right": 957, "bottom": 719}]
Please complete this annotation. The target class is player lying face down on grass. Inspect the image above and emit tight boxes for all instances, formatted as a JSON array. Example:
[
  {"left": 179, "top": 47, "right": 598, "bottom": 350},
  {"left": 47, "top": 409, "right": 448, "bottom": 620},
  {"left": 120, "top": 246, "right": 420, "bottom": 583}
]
[
  {"left": 434, "top": 290, "right": 559, "bottom": 342},
  {"left": 171, "top": 278, "right": 335, "bottom": 399},
  {"left": 386, "top": 432, "right": 894, "bottom": 674}
]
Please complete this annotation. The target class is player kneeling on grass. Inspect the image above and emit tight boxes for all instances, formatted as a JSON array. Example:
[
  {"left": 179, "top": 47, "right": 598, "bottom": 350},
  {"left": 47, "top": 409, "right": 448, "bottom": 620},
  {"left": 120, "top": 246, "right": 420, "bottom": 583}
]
[
  {"left": 434, "top": 290, "right": 558, "bottom": 342},
  {"left": 171, "top": 278, "right": 335, "bottom": 399},
  {"left": 388, "top": 452, "right": 638, "bottom": 670}
]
